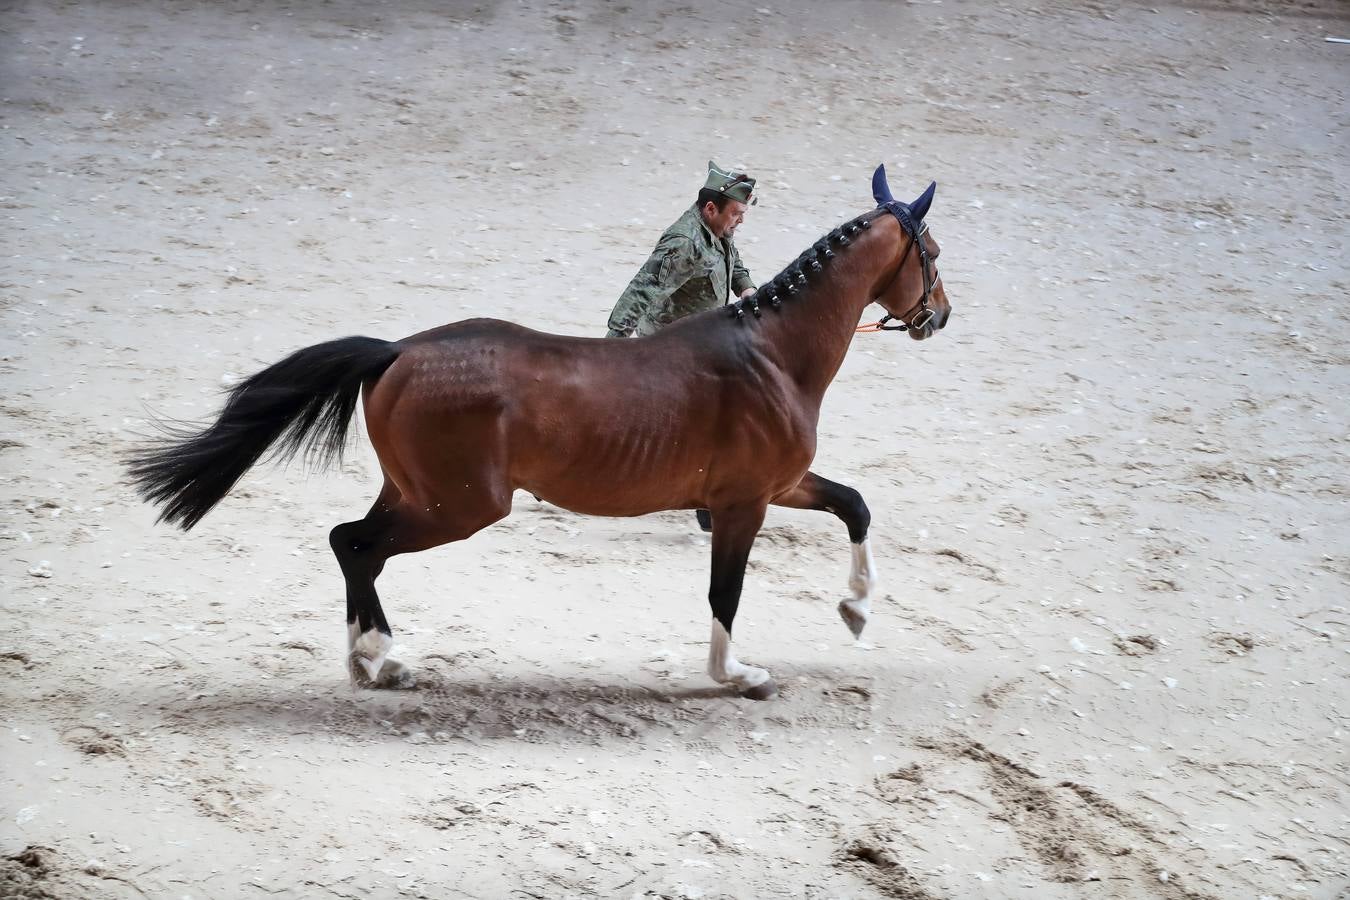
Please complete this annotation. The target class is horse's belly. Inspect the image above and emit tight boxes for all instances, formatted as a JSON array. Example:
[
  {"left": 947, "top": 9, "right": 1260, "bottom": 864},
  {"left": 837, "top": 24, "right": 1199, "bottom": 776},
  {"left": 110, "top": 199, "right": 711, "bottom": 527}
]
[
  {"left": 525, "top": 486, "right": 695, "bottom": 518},
  {"left": 514, "top": 449, "right": 707, "bottom": 517}
]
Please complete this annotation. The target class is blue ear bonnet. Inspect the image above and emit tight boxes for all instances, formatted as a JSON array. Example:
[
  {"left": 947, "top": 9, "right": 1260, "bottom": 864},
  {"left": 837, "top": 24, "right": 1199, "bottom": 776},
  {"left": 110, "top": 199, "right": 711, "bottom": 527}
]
[{"left": 872, "top": 164, "right": 936, "bottom": 237}]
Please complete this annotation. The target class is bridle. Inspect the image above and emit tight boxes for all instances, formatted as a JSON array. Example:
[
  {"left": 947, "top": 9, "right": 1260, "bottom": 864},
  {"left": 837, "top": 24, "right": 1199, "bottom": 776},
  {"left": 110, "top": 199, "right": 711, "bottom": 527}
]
[{"left": 856, "top": 210, "right": 939, "bottom": 334}]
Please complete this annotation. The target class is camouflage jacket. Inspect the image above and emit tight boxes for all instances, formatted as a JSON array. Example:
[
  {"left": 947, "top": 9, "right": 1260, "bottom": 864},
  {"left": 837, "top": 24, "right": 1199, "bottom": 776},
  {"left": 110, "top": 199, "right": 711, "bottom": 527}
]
[{"left": 605, "top": 204, "right": 754, "bottom": 338}]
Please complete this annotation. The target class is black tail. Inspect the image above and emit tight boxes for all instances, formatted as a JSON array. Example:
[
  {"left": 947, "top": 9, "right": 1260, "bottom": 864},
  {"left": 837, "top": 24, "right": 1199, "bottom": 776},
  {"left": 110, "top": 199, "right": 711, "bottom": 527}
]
[{"left": 126, "top": 336, "right": 401, "bottom": 531}]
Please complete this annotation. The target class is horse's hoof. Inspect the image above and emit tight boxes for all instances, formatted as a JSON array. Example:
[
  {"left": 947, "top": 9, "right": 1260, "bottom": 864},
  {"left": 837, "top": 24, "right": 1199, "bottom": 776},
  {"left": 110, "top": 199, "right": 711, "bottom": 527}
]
[
  {"left": 350, "top": 656, "right": 416, "bottom": 690},
  {"left": 838, "top": 600, "right": 869, "bottom": 640},
  {"left": 376, "top": 659, "right": 416, "bottom": 690},
  {"left": 741, "top": 679, "right": 778, "bottom": 701}
]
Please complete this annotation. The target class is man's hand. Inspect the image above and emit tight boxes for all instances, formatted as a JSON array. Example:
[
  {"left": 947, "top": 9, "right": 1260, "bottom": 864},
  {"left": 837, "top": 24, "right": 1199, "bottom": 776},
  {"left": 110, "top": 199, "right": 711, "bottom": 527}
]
[{"left": 739, "top": 287, "right": 756, "bottom": 300}]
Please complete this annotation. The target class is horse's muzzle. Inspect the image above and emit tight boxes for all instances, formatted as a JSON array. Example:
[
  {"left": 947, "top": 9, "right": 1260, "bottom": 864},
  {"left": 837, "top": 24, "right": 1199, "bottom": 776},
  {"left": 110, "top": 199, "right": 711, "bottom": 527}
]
[{"left": 907, "top": 305, "right": 950, "bottom": 340}]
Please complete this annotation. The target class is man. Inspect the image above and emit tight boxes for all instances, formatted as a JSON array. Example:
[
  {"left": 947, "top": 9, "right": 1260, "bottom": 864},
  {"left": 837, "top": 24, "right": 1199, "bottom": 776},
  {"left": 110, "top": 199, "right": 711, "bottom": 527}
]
[
  {"left": 605, "top": 160, "right": 757, "bottom": 339},
  {"left": 605, "top": 161, "right": 758, "bottom": 533}
]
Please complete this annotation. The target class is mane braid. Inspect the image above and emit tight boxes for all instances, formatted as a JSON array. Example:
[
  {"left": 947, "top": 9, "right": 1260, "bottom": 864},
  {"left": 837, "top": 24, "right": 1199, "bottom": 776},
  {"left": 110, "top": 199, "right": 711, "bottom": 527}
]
[{"left": 727, "top": 209, "right": 887, "bottom": 322}]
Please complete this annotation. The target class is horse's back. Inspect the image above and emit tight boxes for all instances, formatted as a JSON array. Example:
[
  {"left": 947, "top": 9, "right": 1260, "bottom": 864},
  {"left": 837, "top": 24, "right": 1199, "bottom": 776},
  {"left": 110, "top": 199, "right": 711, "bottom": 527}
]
[
  {"left": 368, "top": 316, "right": 704, "bottom": 438},
  {"left": 388, "top": 315, "right": 729, "bottom": 390}
]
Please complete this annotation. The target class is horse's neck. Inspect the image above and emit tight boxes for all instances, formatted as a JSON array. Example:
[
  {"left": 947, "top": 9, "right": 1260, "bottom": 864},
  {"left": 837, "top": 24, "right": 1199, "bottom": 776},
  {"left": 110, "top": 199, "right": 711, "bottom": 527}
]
[{"left": 757, "top": 217, "right": 900, "bottom": 401}]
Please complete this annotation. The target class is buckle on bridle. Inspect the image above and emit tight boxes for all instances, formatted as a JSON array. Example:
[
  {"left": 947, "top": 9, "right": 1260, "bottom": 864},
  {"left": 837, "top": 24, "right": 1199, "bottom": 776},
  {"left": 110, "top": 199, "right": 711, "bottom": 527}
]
[{"left": 911, "top": 307, "right": 934, "bottom": 330}]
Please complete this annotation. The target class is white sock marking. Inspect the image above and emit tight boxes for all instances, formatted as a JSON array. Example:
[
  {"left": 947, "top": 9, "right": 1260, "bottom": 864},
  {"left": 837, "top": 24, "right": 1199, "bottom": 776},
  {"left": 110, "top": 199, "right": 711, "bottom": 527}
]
[
  {"left": 707, "top": 619, "right": 770, "bottom": 690},
  {"left": 840, "top": 539, "right": 878, "bottom": 638},
  {"left": 352, "top": 628, "right": 393, "bottom": 682}
]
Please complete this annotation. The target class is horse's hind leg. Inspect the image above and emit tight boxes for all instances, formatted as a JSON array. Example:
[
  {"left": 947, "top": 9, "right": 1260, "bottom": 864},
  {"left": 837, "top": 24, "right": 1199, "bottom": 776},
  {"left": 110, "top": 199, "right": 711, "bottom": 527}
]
[
  {"left": 330, "top": 489, "right": 411, "bottom": 688},
  {"left": 330, "top": 482, "right": 510, "bottom": 689},
  {"left": 772, "top": 471, "right": 875, "bottom": 640}
]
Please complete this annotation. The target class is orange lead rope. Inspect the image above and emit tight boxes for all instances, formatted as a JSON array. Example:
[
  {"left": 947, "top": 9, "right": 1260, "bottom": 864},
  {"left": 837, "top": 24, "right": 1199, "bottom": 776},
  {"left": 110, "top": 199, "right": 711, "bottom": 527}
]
[{"left": 856, "top": 314, "right": 906, "bottom": 334}]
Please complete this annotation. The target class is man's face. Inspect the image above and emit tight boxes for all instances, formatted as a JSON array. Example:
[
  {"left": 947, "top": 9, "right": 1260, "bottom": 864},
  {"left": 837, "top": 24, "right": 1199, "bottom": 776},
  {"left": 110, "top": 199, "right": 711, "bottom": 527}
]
[{"left": 703, "top": 198, "right": 749, "bottom": 239}]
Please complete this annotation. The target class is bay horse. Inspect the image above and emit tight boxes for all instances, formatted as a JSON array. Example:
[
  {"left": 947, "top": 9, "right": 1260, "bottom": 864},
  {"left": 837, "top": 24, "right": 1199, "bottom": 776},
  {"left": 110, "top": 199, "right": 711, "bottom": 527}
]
[{"left": 127, "top": 165, "right": 951, "bottom": 700}]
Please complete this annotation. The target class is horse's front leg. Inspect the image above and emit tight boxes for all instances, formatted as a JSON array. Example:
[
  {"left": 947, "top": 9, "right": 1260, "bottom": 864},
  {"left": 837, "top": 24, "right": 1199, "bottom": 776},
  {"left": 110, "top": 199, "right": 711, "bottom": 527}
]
[
  {"left": 705, "top": 502, "right": 776, "bottom": 700},
  {"left": 772, "top": 471, "right": 876, "bottom": 640}
]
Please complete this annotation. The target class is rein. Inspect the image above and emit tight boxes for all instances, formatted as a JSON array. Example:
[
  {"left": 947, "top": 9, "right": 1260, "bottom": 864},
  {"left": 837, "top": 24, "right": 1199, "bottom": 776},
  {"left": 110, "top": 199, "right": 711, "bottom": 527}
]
[{"left": 855, "top": 213, "right": 937, "bottom": 335}]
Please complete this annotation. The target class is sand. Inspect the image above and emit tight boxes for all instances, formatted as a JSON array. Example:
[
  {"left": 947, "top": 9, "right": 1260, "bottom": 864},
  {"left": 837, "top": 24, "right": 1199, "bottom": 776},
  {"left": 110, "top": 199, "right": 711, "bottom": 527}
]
[{"left": 2, "top": 0, "right": 1348, "bottom": 897}]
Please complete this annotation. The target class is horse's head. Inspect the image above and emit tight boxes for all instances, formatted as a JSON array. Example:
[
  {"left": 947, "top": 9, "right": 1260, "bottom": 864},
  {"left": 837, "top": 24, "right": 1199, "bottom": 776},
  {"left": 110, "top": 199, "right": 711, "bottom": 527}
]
[{"left": 870, "top": 165, "right": 952, "bottom": 341}]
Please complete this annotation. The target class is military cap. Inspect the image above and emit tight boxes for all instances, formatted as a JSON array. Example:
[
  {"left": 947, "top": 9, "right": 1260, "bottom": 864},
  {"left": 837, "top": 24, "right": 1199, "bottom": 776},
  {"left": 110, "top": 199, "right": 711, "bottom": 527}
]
[{"left": 704, "top": 160, "right": 756, "bottom": 205}]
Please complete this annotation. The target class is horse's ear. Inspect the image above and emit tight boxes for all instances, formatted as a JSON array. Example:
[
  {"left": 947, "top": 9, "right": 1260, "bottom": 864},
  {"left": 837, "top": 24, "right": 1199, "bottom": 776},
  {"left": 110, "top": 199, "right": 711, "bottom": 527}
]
[
  {"left": 910, "top": 181, "right": 936, "bottom": 221},
  {"left": 871, "top": 164, "right": 895, "bottom": 206}
]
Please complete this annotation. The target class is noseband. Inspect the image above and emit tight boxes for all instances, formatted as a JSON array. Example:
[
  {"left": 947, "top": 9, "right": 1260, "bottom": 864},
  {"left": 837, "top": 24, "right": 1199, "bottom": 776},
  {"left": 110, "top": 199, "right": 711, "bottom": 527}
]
[{"left": 859, "top": 205, "right": 937, "bottom": 333}]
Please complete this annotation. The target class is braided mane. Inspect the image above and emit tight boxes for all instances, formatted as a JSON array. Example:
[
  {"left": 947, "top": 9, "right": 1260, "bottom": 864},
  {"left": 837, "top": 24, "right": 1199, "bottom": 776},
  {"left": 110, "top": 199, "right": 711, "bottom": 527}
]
[{"left": 726, "top": 208, "right": 888, "bottom": 321}]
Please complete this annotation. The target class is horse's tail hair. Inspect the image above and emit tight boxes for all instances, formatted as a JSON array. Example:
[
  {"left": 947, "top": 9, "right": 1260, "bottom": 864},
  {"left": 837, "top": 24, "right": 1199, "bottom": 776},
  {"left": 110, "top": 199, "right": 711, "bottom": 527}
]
[{"left": 126, "top": 336, "right": 401, "bottom": 531}]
